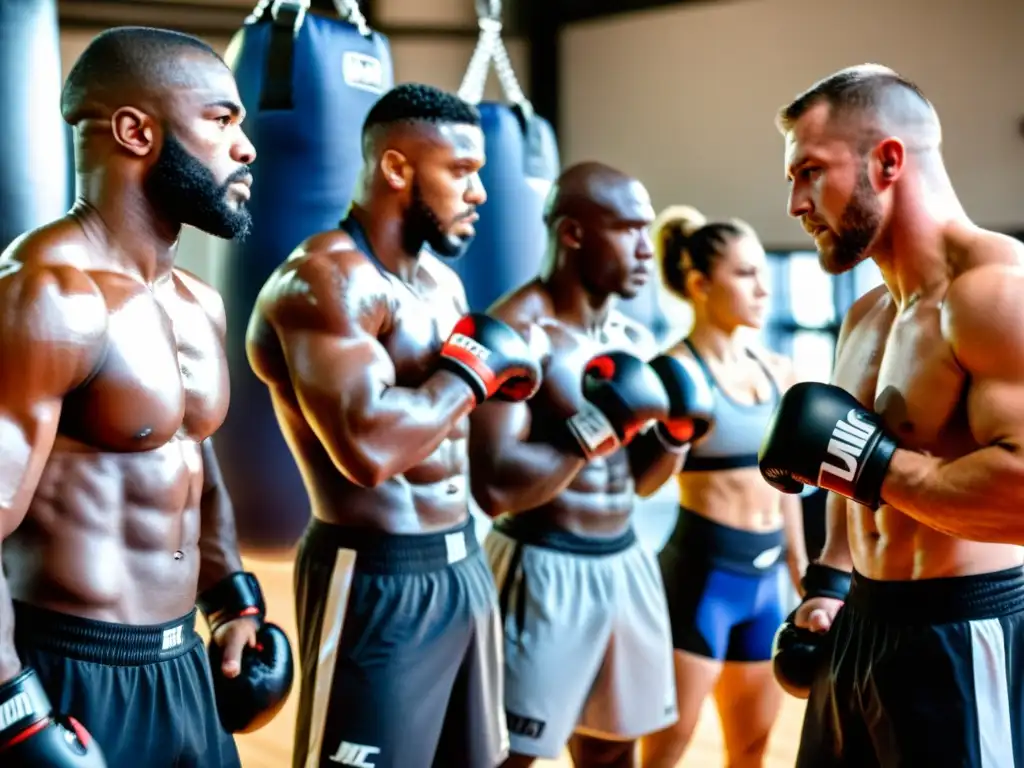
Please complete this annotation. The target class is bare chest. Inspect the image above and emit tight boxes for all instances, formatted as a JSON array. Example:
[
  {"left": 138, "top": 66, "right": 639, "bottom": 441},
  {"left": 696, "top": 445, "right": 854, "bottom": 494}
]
[
  {"left": 60, "top": 275, "right": 229, "bottom": 451},
  {"left": 834, "top": 301, "right": 968, "bottom": 451},
  {"left": 380, "top": 280, "right": 464, "bottom": 389}
]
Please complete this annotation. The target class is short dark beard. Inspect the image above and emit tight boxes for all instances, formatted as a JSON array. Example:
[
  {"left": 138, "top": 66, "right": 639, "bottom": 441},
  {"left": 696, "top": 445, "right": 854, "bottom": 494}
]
[
  {"left": 144, "top": 131, "right": 252, "bottom": 240},
  {"left": 401, "top": 180, "right": 473, "bottom": 259},
  {"left": 820, "top": 160, "right": 882, "bottom": 274}
]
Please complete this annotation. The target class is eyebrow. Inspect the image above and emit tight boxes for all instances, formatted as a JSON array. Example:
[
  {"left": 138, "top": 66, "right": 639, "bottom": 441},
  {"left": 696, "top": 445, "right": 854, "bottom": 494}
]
[{"left": 205, "top": 99, "right": 245, "bottom": 121}]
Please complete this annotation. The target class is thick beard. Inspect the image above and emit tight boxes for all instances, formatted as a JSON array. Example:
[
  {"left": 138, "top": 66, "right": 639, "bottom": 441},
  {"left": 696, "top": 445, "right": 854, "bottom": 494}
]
[
  {"left": 144, "top": 132, "right": 252, "bottom": 241},
  {"left": 401, "top": 181, "right": 473, "bottom": 260},
  {"left": 819, "top": 162, "right": 882, "bottom": 275}
]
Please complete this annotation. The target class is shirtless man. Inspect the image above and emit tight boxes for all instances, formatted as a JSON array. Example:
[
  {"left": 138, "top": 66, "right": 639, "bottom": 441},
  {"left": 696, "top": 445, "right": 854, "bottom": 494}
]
[
  {"left": 247, "top": 82, "right": 540, "bottom": 768},
  {"left": 0, "top": 27, "right": 292, "bottom": 767},
  {"left": 470, "top": 161, "right": 715, "bottom": 768},
  {"left": 759, "top": 64, "right": 1024, "bottom": 766}
]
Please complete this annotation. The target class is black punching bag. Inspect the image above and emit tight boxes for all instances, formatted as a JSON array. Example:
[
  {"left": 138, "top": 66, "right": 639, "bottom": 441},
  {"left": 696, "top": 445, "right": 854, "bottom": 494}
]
[
  {"left": 215, "top": 0, "right": 393, "bottom": 554},
  {"left": 0, "top": 0, "right": 69, "bottom": 252}
]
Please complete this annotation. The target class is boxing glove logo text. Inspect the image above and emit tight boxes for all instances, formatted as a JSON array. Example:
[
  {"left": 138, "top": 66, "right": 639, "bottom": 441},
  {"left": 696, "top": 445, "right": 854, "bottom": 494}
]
[
  {"left": 330, "top": 741, "right": 380, "bottom": 767},
  {"left": 447, "top": 334, "right": 492, "bottom": 362},
  {"left": 0, "top": 690, "right": 32, "bottom": 731},
  {"left": 818, "top": 409, "right": 877, "bottom": 490}
]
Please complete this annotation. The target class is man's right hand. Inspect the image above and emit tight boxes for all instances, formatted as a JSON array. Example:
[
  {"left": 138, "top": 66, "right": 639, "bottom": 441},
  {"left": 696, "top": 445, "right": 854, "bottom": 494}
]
[
  {"left": 439, "top": 313, "right": 542, "bottom": 404},
  {"left": 565, "top": 352, "right": 671, "bottom": 459},
  {"left": 772, "top": 563, "right": 851, "bottom": 699},
  {"left": 0, "top": 669, "right": 106, "bottom": 766}
]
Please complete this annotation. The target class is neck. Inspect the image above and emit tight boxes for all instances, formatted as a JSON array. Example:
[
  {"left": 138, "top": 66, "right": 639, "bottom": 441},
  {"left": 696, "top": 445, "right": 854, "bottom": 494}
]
[
  {"left": 687, "top": 315, "right": 748, "bottom": 364},
  {"left": 72, "top": 171, "right": 180, "bottom": 285},
  {"left": 540, "top": 250, "right": 614, "bottom": 334},
  {"left": 349, "top": 200, "right": 419, "bottom": 283},
  {"left": 873, "top": 160, "right": 966, "bottom": 306}
]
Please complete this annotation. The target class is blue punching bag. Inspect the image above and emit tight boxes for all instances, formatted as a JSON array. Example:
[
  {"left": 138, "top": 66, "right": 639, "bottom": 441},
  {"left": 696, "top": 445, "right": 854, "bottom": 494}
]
[
  {"left": 215, "top": 0, "right": 393, "bottom": 554},
  {"left": 452, "top": 8, "right": 560, "bottom": 311},
  {"left": 0, "top": 0, "right": 69, "bottom": 252}
]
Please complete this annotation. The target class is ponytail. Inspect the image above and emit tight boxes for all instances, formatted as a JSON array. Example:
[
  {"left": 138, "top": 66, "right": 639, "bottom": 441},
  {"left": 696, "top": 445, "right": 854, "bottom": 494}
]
[{"left": 653, "top": 205, "right": 707, "bottom": 300}]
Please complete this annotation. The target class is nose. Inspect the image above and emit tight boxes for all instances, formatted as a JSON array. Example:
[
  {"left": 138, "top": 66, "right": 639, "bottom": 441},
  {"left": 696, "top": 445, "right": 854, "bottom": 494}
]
[
  {"left": 788, "top": 186, "right": 811, "bottom": 219},
  {"left": 465, "top": 172, "right": 486, "bottom": 206},
  {"left": 636, "top": 227, "right": 654, "bottom": 260},
  {"left": 754, "top": 276, "right": 769, "bottom": 299},
  {"left": 233, "top": 128, "right": 257, "bottom": 165}
]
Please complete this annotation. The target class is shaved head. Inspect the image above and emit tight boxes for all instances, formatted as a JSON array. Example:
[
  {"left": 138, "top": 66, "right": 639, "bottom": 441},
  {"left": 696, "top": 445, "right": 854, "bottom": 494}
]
[
  {"left": 543, "top": 161, "right": 652, "bottom": 229},
  {"left": 61, "top": 26, "right": 225, "bottom": 125},
  {"left": 777, "top": 64, "right": 941, "bottom": 152}
]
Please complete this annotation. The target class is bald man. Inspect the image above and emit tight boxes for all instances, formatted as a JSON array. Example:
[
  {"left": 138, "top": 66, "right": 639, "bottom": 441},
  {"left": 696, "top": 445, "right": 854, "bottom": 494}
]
[
  {"left": 470, "top": 162, "right": 715, "bottom": 767},
  {"left": 0, "top": 27, "right": 292, "bottom": 766},
  {"left": 761, "top": 65, "right": 1024, "bottom": 766}
]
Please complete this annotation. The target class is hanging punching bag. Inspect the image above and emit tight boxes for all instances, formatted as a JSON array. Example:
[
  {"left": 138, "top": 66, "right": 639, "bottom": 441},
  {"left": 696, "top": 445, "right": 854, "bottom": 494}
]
[
  {"left": 453, "top": 4, "right": 560, "bottom": 312},
  {"left": 0, "top": 0, "right": 69, "bottom": 252},
  {"left": 215, "top": 0, "right": 393, "bottom": 554}
]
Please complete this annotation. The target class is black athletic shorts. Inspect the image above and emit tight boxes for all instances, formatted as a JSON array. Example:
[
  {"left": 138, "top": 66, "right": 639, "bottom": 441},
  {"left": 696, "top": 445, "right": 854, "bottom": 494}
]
[
  {"left": 292, "top": 516, "right": 508, "bottom": 768},
  {"left": 13, "top": 600, "right": 239, "bottom": 768},
  {"left": 798, "top": 566, "right": 1024, "bottom": 767}
]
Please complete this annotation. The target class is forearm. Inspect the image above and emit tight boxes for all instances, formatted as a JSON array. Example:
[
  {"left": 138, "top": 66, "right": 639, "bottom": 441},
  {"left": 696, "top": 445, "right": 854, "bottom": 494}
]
[
  {"left": 881, "top": 445, "right": 1024, "bottom": 543},
  {"left": 197, "top": 485, "right": 245, "bottom": 594},
  {"left": 781, "top": 492, "right": 808, "bottom": 565},
  {"left": 330, "top": 370, "right": 477, "bottom": 487},
  {"left": 628, "top": 429, "right": 687, "bottom": 498},
  {"left": 0, "top": 542, "right": 22, "bottom": 682},
  {"left": 472, "top": 443, "right": 586, "bottom": 515},
  {"left": 818, "top": 492, "right": 853, "bottom": 571}
]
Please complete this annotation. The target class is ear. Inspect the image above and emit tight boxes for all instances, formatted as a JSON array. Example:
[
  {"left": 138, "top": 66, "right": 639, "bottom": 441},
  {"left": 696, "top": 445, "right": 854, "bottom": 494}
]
[
  {"left": 111, "top": 107, "right": 157, "bottom": 157},
  {"left": 557, "top": 218, "right": 583, "bottom": 250},
  {"left": 874, "top": 137, "right": 906, "bottom": 189},
  {"left": 380, "top": 149, "right": 411, "bottom": 191},
  {"left": 684, "top": 269, "right": 709, "bottom": 301}
]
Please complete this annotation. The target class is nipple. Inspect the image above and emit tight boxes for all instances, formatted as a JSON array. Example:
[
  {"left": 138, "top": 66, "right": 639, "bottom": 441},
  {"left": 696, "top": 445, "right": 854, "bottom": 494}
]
[
  {"left": 135, "top": 427, "right": 153, "bottom": 440},
  {"left": 173, "top": 550, "right": 184, "bottom": 561}
]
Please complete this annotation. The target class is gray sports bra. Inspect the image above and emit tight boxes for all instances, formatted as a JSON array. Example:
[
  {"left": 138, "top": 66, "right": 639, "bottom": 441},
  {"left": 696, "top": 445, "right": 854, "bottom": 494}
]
[{"left": 679, "top": 338, "right": 780, "bottom": 472}]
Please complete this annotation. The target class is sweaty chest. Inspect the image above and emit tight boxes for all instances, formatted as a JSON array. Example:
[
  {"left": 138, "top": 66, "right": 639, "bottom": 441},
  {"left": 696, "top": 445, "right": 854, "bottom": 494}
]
[
  {"left": 835, "top": 301, "right": 968, "bottom": 450},
  {"left": 380, "top": 282, "right": 463, "bottom": 388},
  {"left": 60, "top": 276, "right": 229, "bottom": 451}
]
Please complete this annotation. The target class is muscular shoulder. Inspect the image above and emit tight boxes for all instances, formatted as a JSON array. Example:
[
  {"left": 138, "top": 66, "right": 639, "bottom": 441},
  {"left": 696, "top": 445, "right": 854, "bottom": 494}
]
[
  {"left": 944, "top": 260, "right": 1024, "bottom": 379},
  {"left": 487, "top": 281, "right": 554, "bottom": 362},
  {"left": 173, "top": 268, "right": 227, "bottom": 337},
  {"left": 0, "top": 260, "right": 108, "bottom": 396},
  {"left": 258, "top": 230, "right": 390, "bottom": 335}
]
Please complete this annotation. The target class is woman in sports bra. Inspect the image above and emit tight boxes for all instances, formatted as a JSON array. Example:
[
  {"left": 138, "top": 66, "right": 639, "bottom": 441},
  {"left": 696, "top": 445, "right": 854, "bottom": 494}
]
[{"left": 640, "top": 206, "right": 809, "bottom": 768}]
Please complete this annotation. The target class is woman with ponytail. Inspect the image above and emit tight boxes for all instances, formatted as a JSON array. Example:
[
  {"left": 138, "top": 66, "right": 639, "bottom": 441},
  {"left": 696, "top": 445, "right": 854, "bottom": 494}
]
[{"left": 641, "top": 207, "right": 808, "bottom": 768}]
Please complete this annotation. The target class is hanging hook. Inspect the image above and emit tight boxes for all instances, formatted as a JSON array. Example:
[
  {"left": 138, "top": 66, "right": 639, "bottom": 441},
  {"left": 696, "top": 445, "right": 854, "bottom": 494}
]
[{"left": 475, "top": 0, "right": 501, "bottom": 22}]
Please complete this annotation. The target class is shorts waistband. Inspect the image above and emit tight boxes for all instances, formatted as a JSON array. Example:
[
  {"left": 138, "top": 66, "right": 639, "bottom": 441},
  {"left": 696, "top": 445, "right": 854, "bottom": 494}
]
[
  {"left": 306, "top": 515, "right": 479, "bottom": 574},
  {"left": 846, "top": 567, "right": 1024, "bottom": 624},
  {"left": 667, "top": 507, "right": 784, "bottom": 575},
  {"left": 492, "top": 512, "right": 636, "bottom": 556},
  {"left": 13, "top": 602, "right": 200, "bottom": 666}
]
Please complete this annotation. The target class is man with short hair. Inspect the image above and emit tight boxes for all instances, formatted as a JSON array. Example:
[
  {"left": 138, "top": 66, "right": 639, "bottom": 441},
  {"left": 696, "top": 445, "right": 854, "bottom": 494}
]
[
  {"left": 760, "top": 64, "right": 1024, "bottom": 766},
  {"left": 0, "top": 26, "right": 292, "bottom": 767},
  {"left": 248, "top": 82, "right": 539, "bottom": 768}
]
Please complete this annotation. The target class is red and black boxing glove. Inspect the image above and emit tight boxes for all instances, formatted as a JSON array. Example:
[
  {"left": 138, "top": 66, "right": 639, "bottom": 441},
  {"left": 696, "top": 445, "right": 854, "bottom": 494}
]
[
  {"left": 197, "top": 572, "right": 295, "bottom": 734},
  {"left": 439, "top": 314, "right": 542, "bottom": 404},
  {"left": 565, "top": 352, "right": 672, "bottom": 459},
  {"left": 0, "top": 668, "right": 106, "bottom": 767}
]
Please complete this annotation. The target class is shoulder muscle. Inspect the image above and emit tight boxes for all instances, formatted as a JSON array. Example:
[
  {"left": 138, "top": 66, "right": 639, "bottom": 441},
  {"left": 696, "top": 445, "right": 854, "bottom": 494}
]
[{"left": 944, "top": 264, "right": 1024, "bottom": 379}]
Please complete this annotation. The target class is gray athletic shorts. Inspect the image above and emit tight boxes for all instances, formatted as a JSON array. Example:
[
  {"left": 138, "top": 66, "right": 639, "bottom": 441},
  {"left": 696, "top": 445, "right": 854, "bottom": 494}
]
[{"left": 486, "top": 513, "right": 678, "bottom": 759}]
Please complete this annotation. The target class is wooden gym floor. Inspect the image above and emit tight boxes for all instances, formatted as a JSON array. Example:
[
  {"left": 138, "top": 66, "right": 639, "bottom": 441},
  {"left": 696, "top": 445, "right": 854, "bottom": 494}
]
[{"left": 231, "top": 556, "right": 807, "bottom": 768}]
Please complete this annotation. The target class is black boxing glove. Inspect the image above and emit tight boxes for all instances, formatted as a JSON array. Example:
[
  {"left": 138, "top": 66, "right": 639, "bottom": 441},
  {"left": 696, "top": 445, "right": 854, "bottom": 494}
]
[
  {"left": 565, "top": 352, "right": 671, "bottom": 459},
  {"left": 758, "top": 382, "right": 897, "bottom": 508},
  {"left": 197, "top": 572, "right": 295, "bottom": 734},
  {"left": 771, "top": 563, "right": 851, "bottom": 699},
  {"left": 647, "top": 354, "right": 715, "bottom": 450},
  {"left": 439, "top": 314, "right": 542, "bottom": 404},
  {"left": 0, "top": 668, "right": 106, "bottom": 767}
]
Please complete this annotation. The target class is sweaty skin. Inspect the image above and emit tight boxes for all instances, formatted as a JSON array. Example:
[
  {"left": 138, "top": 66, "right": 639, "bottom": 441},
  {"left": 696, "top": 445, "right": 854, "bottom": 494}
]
[
  {"left": 0, "top": 221, "right": 238, "bottom": 680},
  {"left": 246, "top": 121, "right": 487, "bottom": 534},
  {"left": 470, "top": 162, "right": 680, "bottom": 537}
]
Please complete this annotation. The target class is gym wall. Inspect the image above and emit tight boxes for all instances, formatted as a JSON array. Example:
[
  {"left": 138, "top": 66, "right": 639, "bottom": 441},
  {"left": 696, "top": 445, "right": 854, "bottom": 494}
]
[{"left": 561, "top": 0, "right": 1024, "bottom": 249}]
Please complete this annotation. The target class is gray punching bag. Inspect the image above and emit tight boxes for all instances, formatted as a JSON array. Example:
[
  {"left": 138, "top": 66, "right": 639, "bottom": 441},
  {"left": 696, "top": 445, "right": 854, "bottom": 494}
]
[{"left": 0, "top": 0, "right": 70, "bottom": 252}]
